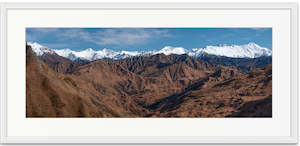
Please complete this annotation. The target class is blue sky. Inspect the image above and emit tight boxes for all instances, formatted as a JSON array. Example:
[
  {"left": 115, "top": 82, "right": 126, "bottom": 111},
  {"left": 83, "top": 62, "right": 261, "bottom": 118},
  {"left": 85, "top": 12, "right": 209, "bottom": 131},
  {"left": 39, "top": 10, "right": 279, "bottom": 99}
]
[{"left": 26, "top": 28, "right": 272, "bottom": 51}]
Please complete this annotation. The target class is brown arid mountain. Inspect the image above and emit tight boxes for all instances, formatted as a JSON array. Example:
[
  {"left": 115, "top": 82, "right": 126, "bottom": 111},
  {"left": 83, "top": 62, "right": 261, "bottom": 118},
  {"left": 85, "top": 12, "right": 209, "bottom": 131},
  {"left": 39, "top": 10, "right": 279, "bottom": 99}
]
[
  {"left": 200, "top": 54, "right": 272, "bottom": 73},
  {"left": 148, "top": 64, "right": 272, "bottom": 117},
  {"left": 26, "top": 45, "right": 145, "bottom": 117},
  {"left": 26, "top": 45, "right": 272, "bottom": 117},
  {"left": 39, "top": 52, "right": 85, "bottom": 74}
]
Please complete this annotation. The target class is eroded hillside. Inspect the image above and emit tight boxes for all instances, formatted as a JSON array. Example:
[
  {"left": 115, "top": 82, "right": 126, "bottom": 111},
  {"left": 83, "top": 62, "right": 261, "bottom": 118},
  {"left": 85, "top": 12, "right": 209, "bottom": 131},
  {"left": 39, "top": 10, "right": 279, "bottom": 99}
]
[{"left": 26, "top": 45, "right": 272, "bottom": 117}]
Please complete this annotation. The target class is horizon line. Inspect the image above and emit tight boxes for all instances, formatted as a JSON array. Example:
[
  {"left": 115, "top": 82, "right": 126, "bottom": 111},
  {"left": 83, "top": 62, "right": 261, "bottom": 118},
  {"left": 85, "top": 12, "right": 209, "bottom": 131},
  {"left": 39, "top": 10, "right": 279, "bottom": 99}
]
[{"left": 26, "top": 41, "right": 271, "bottom": 52}]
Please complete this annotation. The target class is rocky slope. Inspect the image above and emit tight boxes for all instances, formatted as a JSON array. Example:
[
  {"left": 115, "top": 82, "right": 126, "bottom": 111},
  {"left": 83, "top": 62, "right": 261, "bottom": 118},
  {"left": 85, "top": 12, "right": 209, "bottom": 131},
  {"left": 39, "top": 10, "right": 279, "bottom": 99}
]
[{"left": 26, "top": 45, "right": 272, "bottom": 117}]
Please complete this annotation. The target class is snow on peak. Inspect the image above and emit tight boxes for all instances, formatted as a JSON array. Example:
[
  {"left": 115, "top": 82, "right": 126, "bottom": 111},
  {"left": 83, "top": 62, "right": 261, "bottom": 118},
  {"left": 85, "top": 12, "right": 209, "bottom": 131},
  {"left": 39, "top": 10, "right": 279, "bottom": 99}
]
[
  {"left": 27, "top": 42, "right": 272, "bottom": 61},
  {"left": 73, "top": 48, "right": 97, "bottom": 60},
  {"left": 54, "top": 48, "right": 78, "bottom": 60},
  {"left": 120, "top": 50, "right": 141, "bottom": 56},
  {"left": 85, "top": 48, "right": 94, "bottom": 51},
  {"left": 189, "top": 42, "right": 272, "bottom": 58},
  {"left": 157, "top": 46, "right": 186, "bottom": 55},
  {"left": 53, "top": 47, "right": 141, "bottom": 61},
  {"left": 27, "top": 42, "right": 55, "bottom": 56},
  {"left": 93, "top": 48, "right": 118, "bottom": 60}
]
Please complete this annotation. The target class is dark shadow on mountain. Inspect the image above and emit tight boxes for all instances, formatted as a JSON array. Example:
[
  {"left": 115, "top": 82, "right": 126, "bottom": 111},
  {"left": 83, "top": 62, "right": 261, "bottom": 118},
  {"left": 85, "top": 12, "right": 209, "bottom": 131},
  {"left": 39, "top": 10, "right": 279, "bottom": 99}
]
[
  {"left": 227, "top": 96, "right": 272, "bottom": 117},
  {"left": 199, "top": 54, "right": 272, "bottom": 72}
]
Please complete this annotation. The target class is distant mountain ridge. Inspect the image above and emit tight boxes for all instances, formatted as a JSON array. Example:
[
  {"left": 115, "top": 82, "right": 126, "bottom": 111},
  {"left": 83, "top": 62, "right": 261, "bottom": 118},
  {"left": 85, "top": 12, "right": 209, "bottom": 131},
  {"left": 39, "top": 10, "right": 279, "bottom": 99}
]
[
  {"left": 188, "top": 42, "right": 272, "bottom": 58},
  {"left": 27, "top": 42, "right": 272, "bottom": 61}
]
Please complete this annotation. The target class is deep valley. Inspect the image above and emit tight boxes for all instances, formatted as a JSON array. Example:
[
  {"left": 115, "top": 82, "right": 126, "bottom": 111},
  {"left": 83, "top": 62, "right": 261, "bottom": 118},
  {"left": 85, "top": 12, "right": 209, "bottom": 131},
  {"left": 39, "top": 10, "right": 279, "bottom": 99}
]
[{"left": 26, "top": 43, "right": 272, "bottom": 118}]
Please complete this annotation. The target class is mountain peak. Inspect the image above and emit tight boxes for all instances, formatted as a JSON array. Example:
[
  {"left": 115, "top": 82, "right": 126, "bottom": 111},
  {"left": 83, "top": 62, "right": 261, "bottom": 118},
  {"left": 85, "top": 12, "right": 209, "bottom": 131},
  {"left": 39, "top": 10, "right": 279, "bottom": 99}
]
[
  {"left": 189, "top": 42, "right": 271, "bottom": 58},
  {"left": 247, "top": 42, "right": 259, "bottom": 47},
  {"left": 85, "top": 48, "right": 94, "bottom": 52},
  {"left": 64, "top": 48, "right": 72, "bottom": 52},
  {"left": 27, "top": 42, "right": 55, "bottom": 56},
  {"left": 157, "top": 46, "right": 186, "bottom": 55},
  {"left": 27, "top": 42, "right": 272, "bottom": 61}
]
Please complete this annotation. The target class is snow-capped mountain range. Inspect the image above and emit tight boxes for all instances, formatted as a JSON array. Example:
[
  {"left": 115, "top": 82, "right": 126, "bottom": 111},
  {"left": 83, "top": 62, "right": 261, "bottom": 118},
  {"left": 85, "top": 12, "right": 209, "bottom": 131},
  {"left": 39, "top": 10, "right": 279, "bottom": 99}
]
[
  {"left": 27, "top": 42, "right": 272, "bottom": 61},
  {"left": 28, "top": 42, "right": 56, "bottom": 56}
]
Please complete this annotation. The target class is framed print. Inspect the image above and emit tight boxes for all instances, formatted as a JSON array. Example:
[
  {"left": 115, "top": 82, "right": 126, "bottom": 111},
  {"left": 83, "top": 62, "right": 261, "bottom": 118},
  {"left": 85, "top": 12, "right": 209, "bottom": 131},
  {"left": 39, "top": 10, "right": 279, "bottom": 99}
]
[{"left": 0, "top": 2, "right": 298, "bottom": 145}]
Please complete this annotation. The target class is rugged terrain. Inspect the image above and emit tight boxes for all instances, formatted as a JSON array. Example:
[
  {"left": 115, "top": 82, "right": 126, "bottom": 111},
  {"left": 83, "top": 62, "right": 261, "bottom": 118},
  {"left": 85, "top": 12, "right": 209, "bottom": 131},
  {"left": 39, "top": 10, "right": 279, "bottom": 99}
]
[{"left": 26, "top": 44, "right": 272, "bottom": 117}]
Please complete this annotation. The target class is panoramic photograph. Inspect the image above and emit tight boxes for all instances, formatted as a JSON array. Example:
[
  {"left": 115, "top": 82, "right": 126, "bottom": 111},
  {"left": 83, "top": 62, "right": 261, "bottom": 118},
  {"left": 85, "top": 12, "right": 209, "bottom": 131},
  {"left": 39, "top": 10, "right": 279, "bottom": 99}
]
[{"left": 26, "top": 28, "right": 272, "bottom": 118}]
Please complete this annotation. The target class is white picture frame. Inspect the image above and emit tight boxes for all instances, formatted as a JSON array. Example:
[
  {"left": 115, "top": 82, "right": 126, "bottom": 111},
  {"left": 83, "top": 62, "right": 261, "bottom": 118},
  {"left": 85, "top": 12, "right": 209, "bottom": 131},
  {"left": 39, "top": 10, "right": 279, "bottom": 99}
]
[{"left": 0, "top": 2, "right": 298, "bottom": 145}]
